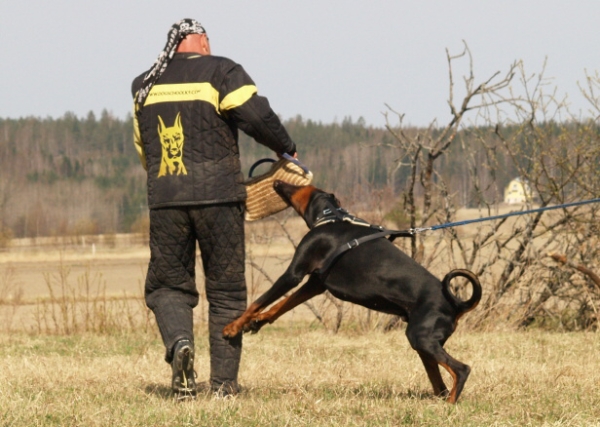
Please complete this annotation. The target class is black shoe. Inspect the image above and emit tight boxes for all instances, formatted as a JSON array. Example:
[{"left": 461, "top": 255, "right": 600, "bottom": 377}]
[{"left": 171, "top": 339, "right": 197, "bottom": 401}]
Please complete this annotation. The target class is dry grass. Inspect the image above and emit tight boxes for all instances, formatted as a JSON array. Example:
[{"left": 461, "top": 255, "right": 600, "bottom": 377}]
[
  {"left": 1, "top": 327, "right": 600, "bottom": 426},
  {"left": 1, "top": 223, "right": 600, "bottom": 425}
]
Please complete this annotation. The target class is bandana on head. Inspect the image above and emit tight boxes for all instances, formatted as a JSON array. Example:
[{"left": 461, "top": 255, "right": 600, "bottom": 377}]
[{"left": 135, "top": 18, "right": 206, "bottom": 108}]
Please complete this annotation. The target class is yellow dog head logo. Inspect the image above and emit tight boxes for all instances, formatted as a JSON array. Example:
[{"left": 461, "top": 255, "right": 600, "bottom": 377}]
[{"left": 157, "top": 113, "right": 188, "bottom": 177}]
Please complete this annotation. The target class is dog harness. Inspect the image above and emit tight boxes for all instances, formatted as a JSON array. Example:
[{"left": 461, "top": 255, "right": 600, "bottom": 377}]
[
  {"left": 313, "top": 206, "right": 373, "bottom": 228},
  {"left": 311, "top": 200, "right": 414, "bottom": 277}
]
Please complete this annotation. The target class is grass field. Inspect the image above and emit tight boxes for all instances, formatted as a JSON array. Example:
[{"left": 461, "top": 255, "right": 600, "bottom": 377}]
[
  {"left": 1, "top": 219, "right": 600, "bottom": 426},
  {"left": 1, "top": 327, "right": 600, "bottom": 426}
]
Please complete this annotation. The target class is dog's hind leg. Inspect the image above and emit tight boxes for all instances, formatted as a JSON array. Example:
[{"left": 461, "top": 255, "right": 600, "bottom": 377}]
[
  {"left": 438, "top": 356, "right": 471, "bottom": 404},
  {"left": 417, "top": 351, "right": 449, "bottom": 398},
  {"left": 406, "top": 321, "right": 471, "bottom": 404},
  {"left": 249, "top": 275, "right": 326, "bottom": 333}
]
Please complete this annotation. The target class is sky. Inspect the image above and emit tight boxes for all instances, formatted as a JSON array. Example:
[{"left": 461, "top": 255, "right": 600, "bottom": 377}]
[{"left": 1, "top": 1, "right": 599, "bottom": 128}]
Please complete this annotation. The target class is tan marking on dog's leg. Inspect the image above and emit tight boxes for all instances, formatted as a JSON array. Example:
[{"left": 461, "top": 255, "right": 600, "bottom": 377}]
[
  {"left": 223, "top": 302, "right": 264, "bottom": 338},
  {"left": 439, "top": 362, "right": 465, "bottom": 404},
  {"left": 256, "top": 278, "right": 326, "bottom": 325},
  {"left": 418, "top": 351, "right": 448, "bottom": 397},
  {"left": 439, "top": 362, "right": 458, "bottom": 403}
]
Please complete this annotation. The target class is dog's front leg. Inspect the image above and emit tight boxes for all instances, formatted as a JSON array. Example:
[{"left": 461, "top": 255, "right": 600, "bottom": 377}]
[
  {"left": 249, "top": 275, "right": 326, "bottom": 333},
  {"left": 223, "top": 270, "right": 305, "bottom": 338},
  {"left": 224, "top": 234, "right": 330, "bottom": 339}
]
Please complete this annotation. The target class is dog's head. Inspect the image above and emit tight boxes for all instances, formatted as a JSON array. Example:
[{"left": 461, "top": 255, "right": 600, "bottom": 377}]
[{"left": 273, "top": 180, "right": 341, "bottom": 229}]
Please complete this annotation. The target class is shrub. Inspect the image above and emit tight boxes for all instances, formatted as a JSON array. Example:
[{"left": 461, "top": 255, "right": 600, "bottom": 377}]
[{"left": 0, "top": 225, "right": 13, "bottom": 249}]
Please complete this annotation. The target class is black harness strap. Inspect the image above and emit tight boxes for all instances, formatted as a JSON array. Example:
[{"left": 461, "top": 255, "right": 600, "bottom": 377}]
[
  {"left": 307, "top": 196, "right": 414, "bottom": 278},
  {"left": 313, "top": 227, "right": 413, "bottom": 278}
]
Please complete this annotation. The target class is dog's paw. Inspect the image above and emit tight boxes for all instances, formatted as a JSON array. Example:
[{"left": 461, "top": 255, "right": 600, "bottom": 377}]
[
  {"left": 222, "top": 322, "right": 241, "bottom": 339},
  {"left": 248, "top": 318, "right": 269, "bottom": 334},
  {"left": 248, "top": 320, "right": 263, "bottom": 334}
]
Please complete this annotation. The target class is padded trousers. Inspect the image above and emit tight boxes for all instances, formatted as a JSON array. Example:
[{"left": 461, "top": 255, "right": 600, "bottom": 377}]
[{"left": 145, "top": 203, "right": 247, "bottom": 393}]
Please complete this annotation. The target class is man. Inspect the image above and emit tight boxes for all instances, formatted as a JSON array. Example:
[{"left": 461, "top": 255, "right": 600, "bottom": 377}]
[{"left": 132, "top": 19, "right": 297, "bottom": 400}]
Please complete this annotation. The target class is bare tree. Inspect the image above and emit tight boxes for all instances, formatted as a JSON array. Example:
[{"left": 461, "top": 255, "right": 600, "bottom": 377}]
[
  {"left": 579, "top": 69, "right": 600, "bottom": 119},
  {"left": 382, "top": 44, "right": 600, "bottom": 330},
  {"left": 383, "top": 41, "right": 518, "bottom": 258}
]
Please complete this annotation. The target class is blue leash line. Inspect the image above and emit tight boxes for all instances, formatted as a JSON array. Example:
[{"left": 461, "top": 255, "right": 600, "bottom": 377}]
[
  {"left": 411, "top": 197, "right": 600, "bottom": 234},
  {"left": 309, "top": 194, "right": 600, "bottom": 277}
]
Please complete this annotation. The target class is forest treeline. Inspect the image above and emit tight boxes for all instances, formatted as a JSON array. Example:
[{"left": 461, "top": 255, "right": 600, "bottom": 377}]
[
  {"left": 3, "top": 51, "right": 599, "bottom": 330},
  {"left": 0, "top": 110, "right": 586, "bottom": 239}
]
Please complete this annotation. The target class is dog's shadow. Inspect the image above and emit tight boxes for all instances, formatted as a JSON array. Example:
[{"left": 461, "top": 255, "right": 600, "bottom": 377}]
[
  {"left": 143, "top": 381, "right": 439, "bottom": 402},
  {"left": 341, "top": 385, "right": 437, "bottom": 401}
]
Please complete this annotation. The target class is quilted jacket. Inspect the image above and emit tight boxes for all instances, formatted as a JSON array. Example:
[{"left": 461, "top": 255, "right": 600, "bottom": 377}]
[{"left": 132, "top": 52, "right": 296, "bottom": 209}]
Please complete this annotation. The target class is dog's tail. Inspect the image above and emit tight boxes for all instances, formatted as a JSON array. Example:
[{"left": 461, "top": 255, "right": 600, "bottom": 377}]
[{"left": 441, "top": 269, "right": 482, "bottom": 315}]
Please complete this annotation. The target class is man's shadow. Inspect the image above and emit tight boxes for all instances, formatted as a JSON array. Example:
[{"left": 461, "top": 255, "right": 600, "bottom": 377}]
[
  {"left": 144, "top": 382, "right": 172, "bottom": 399},
  {"left": 144, "top": 381, "right": 212, "bottom": 400}
]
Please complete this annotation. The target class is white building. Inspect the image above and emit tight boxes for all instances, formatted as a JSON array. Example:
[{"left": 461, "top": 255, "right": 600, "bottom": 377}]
[{"left": 504, "top": 178, "right": 533, "bottom": 204}]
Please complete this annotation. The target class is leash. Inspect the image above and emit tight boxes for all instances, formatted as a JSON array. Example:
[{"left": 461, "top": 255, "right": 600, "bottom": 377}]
[
  {"left": 313, "top": 197, "right": 600, "bottom": 278},
  {"left": 409, "top": 197, "right": 600, "bottom": 234}
]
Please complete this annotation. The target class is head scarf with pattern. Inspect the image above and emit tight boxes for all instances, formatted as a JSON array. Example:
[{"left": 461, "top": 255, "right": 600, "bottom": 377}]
[{"left": 135, "top": 18, "right": 206, "bottom": 109}]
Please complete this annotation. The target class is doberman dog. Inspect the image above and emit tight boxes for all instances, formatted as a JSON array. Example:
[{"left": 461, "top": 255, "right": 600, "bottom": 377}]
[{"left": 223, "top": 181, "right": 482, "bottom": 403}]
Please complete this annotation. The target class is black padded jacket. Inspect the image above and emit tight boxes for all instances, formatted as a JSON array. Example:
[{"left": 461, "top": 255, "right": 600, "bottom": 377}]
[{"left": 132, "top": 52, "right": 296, "bottom": 209}]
